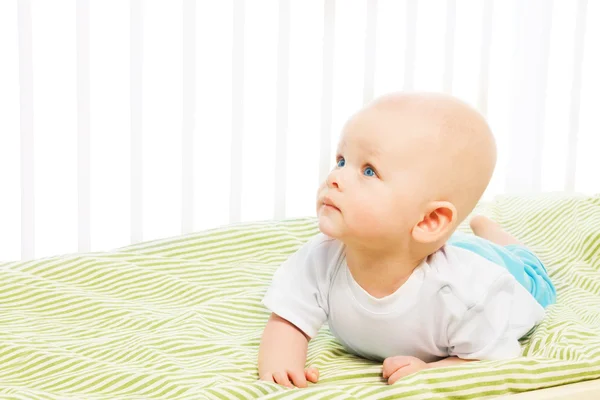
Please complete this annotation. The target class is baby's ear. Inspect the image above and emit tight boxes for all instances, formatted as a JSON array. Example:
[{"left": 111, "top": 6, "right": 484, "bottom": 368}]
[{"left": 412, "top": 201, "right": 457, "bottom": 244}]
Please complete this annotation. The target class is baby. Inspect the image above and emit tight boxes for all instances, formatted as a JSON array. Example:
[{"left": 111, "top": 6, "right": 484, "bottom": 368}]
[{"left": 258, "top": 92, "right": 556, "bottom": 388}]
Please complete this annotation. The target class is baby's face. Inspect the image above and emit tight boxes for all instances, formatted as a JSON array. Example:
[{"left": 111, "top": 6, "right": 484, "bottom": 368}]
[
  {"left": 316, "top": 92, "right": 496, "bottom": 250},
  {"left": 317, "top": 108, "right": 430, "bottom": 246}
]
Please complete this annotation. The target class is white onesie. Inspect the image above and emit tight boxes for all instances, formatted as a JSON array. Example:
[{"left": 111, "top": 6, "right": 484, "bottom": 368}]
[{"left": 262, "top": 233, "right": 545, "bottom": 362}]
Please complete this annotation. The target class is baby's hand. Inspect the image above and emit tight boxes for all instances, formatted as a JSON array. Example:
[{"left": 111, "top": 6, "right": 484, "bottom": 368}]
[
  {"left": 382, "top": 356, "right": 429, "bottom": 385},
  {"left": 260, "top": 367, "right": 319, "bottom": 388}
]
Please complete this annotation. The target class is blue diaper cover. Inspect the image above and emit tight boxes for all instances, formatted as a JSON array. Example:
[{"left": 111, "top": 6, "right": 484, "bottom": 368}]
[{"left": 447, "top": 231, "right": 557, "bottom": 308}]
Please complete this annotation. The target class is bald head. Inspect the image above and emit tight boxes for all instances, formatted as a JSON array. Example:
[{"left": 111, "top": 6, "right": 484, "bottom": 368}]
[{"left": 355, "top": 92, "right": 497, "bottom": 221}]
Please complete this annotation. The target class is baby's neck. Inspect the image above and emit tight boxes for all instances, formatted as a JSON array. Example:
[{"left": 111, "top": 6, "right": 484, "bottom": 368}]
[{"left": 345, "top": 244, "right": 425, "bottom": 299}]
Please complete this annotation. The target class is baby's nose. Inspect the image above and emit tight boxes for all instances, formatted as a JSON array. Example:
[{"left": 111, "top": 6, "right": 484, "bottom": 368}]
[{"left": 326, "top": 169, "right": 341, "bottom": 189}]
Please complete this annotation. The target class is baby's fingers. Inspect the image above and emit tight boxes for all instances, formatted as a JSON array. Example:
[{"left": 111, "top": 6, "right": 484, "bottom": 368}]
[
  {"left": 288, "top": 370, "right": 308, "bottom": 388},
  {"left": 273, "top": 371, "right": 294, "bottom": 388},
  {"left": 305, "top": 367, "right": 319, "bottom": 383},
  {"left": 382, "top": 356, "right": 412, "bottom": 379},
  {"left": 259, "top": 373, "right": 275, "bottom": 383}
]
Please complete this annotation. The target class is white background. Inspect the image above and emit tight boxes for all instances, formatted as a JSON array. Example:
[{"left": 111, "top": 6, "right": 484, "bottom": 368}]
[{"left": 1, "top": 0, "right": 599, "bottom": 261}]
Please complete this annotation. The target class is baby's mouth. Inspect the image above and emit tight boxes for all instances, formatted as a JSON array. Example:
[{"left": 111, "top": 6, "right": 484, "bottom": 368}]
[{"left": 322, "top": 197, "right": 341, "bottom": 212}]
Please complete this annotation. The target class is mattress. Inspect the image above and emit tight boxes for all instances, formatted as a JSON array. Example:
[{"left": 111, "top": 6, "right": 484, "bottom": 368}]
[{"left": 1, "top": 194, "right": 599, "bottom": 399}]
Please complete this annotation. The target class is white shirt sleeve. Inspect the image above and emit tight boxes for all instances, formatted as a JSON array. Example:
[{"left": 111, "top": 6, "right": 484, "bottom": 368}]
[
  {"left": 447, "top": 273, "right": 545, "bottom": 360},
  {"left": 262, "top": 234, "right": 335, "bottom": 338}
]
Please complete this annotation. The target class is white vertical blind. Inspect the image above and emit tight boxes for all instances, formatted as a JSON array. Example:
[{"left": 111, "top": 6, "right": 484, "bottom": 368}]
[
  {"left": 274, "top": 0, "right": 290, "bottom": 220},
  {"left": 443, "top": 0, "right": 456, "bottom": 94},
  {"left": 143, "top": 1, "right": 183, "bottom": 243},
  {"left": 505, "top": 0, "right": 553, "bottom": 193},
  {"left": 541, "top": 1, "right": 578, "bottom": 193},
  {"left": 0, "top": 1, "right": 21, "bottom": 262},
  {"left": 89, "top": 0, "right": 130, "bottom": 254},
  {"left": 574, "top": 0, "right": 600, "bottom": 192},
  {"left": 2, "top": 1, "right": 600, "bottom": 262},
  {"left": 363, "top": 0, "right": 377, "bottom": 105},
  {"left": 33, "top": 2, "right": 79, "bottom": 259},
  {"left": 403, "top": 0, "right": 417, "bottom": 91},
  {"left": 477, "top": 0, "right": 494, "bottom": 116},
  {"left": 565, "top": 0, "right": 588, "bottom": 192},
  {"left": 130, "top": 0, "right": 143, "bottom": 244},
  {"left": 229, "top": 0, "right": 244, "bottom": 224},
  {"left": 239, "top": 2, "right": 278, "bottom": 223},
  {"left": 76, "top": 0, "right": 91, "bottom": 252},
  {"left": 18, "top": 0, "right": 35, "bottom": 261},
  {"left": 284, "top": 2, "right": 322, "bottom": 221},
  {"left": 193, "top": 1, "right": 232, "bottom": 232},
  {"left": 318, "top": 0, "right": 335, "bottom": 185},
  {"left": 182, "top": 0, "right": 196, "bottom": 234}
]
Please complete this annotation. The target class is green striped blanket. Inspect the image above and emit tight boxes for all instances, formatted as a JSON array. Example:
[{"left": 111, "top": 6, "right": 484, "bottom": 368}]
[{"left": 1, "top": 194, "right": 599, "bottom": 399}]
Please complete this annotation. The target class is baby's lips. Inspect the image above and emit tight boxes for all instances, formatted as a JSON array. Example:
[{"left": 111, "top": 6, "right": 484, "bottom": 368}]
[{"left": 322, "top": 196, "right": 341, "bottom": 211}]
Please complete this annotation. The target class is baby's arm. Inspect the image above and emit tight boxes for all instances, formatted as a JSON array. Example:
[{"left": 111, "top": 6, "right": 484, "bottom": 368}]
[
  {"left": 382, "top": 356, "right": 473, "bottom": 385},
  {"left": 429, "top": 356, "right": 472, "bottom": 368},
  {"left": 258, "top": 313, "right": 319, "bottom": 388},
  {"left": 259, "top": 234, "right": 333, "bottom": 387}
]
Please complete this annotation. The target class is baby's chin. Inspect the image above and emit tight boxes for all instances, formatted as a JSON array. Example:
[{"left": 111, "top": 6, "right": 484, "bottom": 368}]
[{"left": 317, "top": 213, "right": 343, "bottom": 239}]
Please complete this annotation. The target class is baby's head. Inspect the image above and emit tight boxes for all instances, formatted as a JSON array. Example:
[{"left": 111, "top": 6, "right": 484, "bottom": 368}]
[{"left": 317, "top": 92, "right": 496, "bottom": 258}]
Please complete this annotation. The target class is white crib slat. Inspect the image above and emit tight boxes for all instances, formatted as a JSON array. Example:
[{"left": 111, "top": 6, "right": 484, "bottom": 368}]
[
  {"left": 506, "top": 0, "right": 553, "bottom": 193},
  {"left": 230, "top": 0, "right": 244, "bottom": 224},
  {"left": 77, "top": 0, "right": 91, "bottom": 252},
  {"left": 18, "top": 0, "right": 34, "bottom": 261},
  {"left": 182, "top": 0, "right": 196, "bottom": 233},
  {"left": 530, "top": 0, "right": 553, "bottom": 193},
  {"left": 274, "top": 0, "right": 290, "bottom": 220},
  {"left": 565, "top": 0, "right": 588, "bottom": 193},
  {"left": 363, "top": 0, "right": 377, "bottom": 105},
  {"left": 319, "top": 0, "right": 335, "bottom": 185},
  {"left": 130, "top": 0, "right": 143, "bottom": 244},
  {"left": 403, "top": 0, "right": 417, "bottom": 91},
  {"left": 477, "top": 0, "right": 494, "bottom": 116},
  {"left": 443, "top": 0, "right": 456, "bottom": 94}
]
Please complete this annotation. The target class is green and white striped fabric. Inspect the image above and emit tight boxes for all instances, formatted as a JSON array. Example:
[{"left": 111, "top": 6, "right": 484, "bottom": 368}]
[{"left": 1, "top": 194, "right": 599, "bottom": 399}]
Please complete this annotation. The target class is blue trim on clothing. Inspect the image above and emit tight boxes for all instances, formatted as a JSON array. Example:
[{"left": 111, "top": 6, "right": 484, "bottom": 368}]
[{"left": 447, "top": 231, "right": 557, "bottom": 308}]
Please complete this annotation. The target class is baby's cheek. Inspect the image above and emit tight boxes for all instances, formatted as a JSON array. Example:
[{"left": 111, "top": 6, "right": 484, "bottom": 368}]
[
  {"left": 357, "top": 196, "right": 402, "bottom": 232},
  {"left": 352, "top": 206, "right": 387, "bottom": 233}
]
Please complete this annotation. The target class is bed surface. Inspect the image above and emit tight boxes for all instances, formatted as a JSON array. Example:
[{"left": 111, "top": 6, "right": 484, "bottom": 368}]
[{"left": 1, "top": 194, "right": 599, "bottom": 399}]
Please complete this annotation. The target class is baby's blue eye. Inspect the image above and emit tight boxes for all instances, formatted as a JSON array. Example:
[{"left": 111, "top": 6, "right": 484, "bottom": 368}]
[
  {"left": 363, "top": 167, "right": 376, "bottom": 177},
  {"left": 337, "top": 158, "right": 345, "bottom": 168}
]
